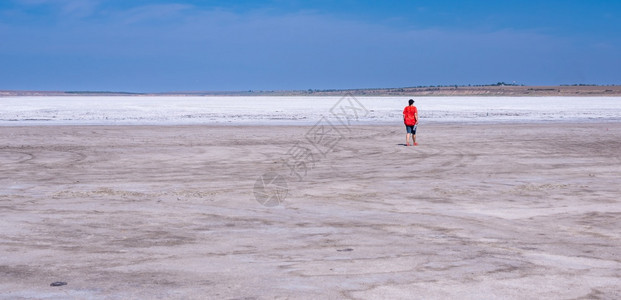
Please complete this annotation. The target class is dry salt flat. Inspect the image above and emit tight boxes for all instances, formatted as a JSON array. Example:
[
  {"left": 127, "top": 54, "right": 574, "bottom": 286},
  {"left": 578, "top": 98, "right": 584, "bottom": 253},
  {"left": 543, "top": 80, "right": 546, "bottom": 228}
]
[
  {"left": 0, "top": 96, "right": 620, "bottom": 299},
  {"left": 1, "top": 96, "right": 621, "bottom": 125}
]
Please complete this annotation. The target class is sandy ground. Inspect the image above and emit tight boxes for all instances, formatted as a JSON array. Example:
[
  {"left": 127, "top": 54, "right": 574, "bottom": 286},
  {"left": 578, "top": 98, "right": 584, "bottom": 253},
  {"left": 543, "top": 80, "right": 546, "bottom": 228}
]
[{"left": 1, "top": 123, "right": 620, "bottom": 299}]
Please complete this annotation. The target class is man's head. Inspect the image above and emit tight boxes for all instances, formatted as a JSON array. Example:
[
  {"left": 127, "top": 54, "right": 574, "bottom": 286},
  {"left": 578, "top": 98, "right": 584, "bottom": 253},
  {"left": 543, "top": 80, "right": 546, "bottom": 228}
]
[{"left": 408, "top": 99, "right": 414, "bottom": 106}]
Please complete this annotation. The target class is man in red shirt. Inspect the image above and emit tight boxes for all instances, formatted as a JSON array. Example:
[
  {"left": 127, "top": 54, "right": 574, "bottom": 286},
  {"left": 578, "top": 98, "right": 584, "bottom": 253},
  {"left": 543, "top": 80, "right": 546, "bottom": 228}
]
[{"left": 403, "top": 99, "right": 418, "bottom": 146}]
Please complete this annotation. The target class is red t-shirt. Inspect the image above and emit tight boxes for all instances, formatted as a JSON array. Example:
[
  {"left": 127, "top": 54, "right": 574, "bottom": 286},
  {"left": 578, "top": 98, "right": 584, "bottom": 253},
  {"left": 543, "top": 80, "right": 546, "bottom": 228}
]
[{"left": 403, "top": 105, "right": 418, "bottom": 126}]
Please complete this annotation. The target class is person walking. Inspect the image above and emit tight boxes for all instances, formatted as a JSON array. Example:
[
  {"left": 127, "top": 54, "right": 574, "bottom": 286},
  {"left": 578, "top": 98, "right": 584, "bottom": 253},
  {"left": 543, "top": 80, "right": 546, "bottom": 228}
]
[{"left": 403, "top": 99, "right": 418, "bottom": 146}]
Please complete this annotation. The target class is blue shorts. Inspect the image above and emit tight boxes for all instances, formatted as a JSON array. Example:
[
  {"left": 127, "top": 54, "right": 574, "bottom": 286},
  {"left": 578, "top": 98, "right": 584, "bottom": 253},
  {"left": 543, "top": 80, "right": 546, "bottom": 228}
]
[{"left": 406, "top": 124, "right": 417, "bottom": 134}]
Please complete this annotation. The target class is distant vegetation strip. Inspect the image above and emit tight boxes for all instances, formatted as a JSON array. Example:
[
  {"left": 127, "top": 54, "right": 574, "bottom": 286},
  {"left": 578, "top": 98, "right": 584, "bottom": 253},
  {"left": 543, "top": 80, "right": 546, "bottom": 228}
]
[
  {"left": 2, "top": 84, "right": 620, "bottom": 97},
  {"left": 64, "top": 91, "right": 142, "bottom": 95}
]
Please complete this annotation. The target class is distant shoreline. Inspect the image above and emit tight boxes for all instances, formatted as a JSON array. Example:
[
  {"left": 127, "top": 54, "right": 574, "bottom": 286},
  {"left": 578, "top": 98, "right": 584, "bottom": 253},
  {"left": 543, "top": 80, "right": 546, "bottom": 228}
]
[{"left": 2, "top": 85, "right": 621, "bottom": 97}]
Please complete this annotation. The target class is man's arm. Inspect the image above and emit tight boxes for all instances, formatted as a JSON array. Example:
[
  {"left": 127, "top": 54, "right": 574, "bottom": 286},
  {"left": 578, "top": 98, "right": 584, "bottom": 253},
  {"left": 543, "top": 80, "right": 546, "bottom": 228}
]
[{"left": 415, "top": 112, "right": 418, "bottom": 124}]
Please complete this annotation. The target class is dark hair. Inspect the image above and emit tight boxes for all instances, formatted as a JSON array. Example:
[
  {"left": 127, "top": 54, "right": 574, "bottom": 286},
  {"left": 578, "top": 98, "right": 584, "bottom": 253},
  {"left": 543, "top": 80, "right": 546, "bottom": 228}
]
[{"left": 408, "top": 99, "right": 414, "bottom": 105}]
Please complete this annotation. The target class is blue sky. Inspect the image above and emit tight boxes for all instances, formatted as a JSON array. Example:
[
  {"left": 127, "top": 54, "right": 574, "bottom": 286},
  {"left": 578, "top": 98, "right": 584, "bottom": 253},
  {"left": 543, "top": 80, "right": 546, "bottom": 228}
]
[{"left": 1, "top": 0, "right": 620, "bottom": 92}]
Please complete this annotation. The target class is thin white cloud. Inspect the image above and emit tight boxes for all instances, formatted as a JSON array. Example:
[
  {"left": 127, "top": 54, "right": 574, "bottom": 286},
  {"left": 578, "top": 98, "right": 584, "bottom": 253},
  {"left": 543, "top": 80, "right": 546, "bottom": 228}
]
[
  {"left": 113, "top": 4, "right": 195, "bottom": 25},
  {"left": 13, "top": 0, "right": 101, "bottom": 18}
]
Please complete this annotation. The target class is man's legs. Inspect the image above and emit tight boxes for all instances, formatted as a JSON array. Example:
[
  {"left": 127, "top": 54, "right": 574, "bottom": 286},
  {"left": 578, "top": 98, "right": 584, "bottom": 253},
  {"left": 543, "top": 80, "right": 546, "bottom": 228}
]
[
  {"left": 406, "top": 133, "right": 411, "bottom": 146},
  {"left": 412, "top": 133, "right": 417, "bottom": 145}
]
